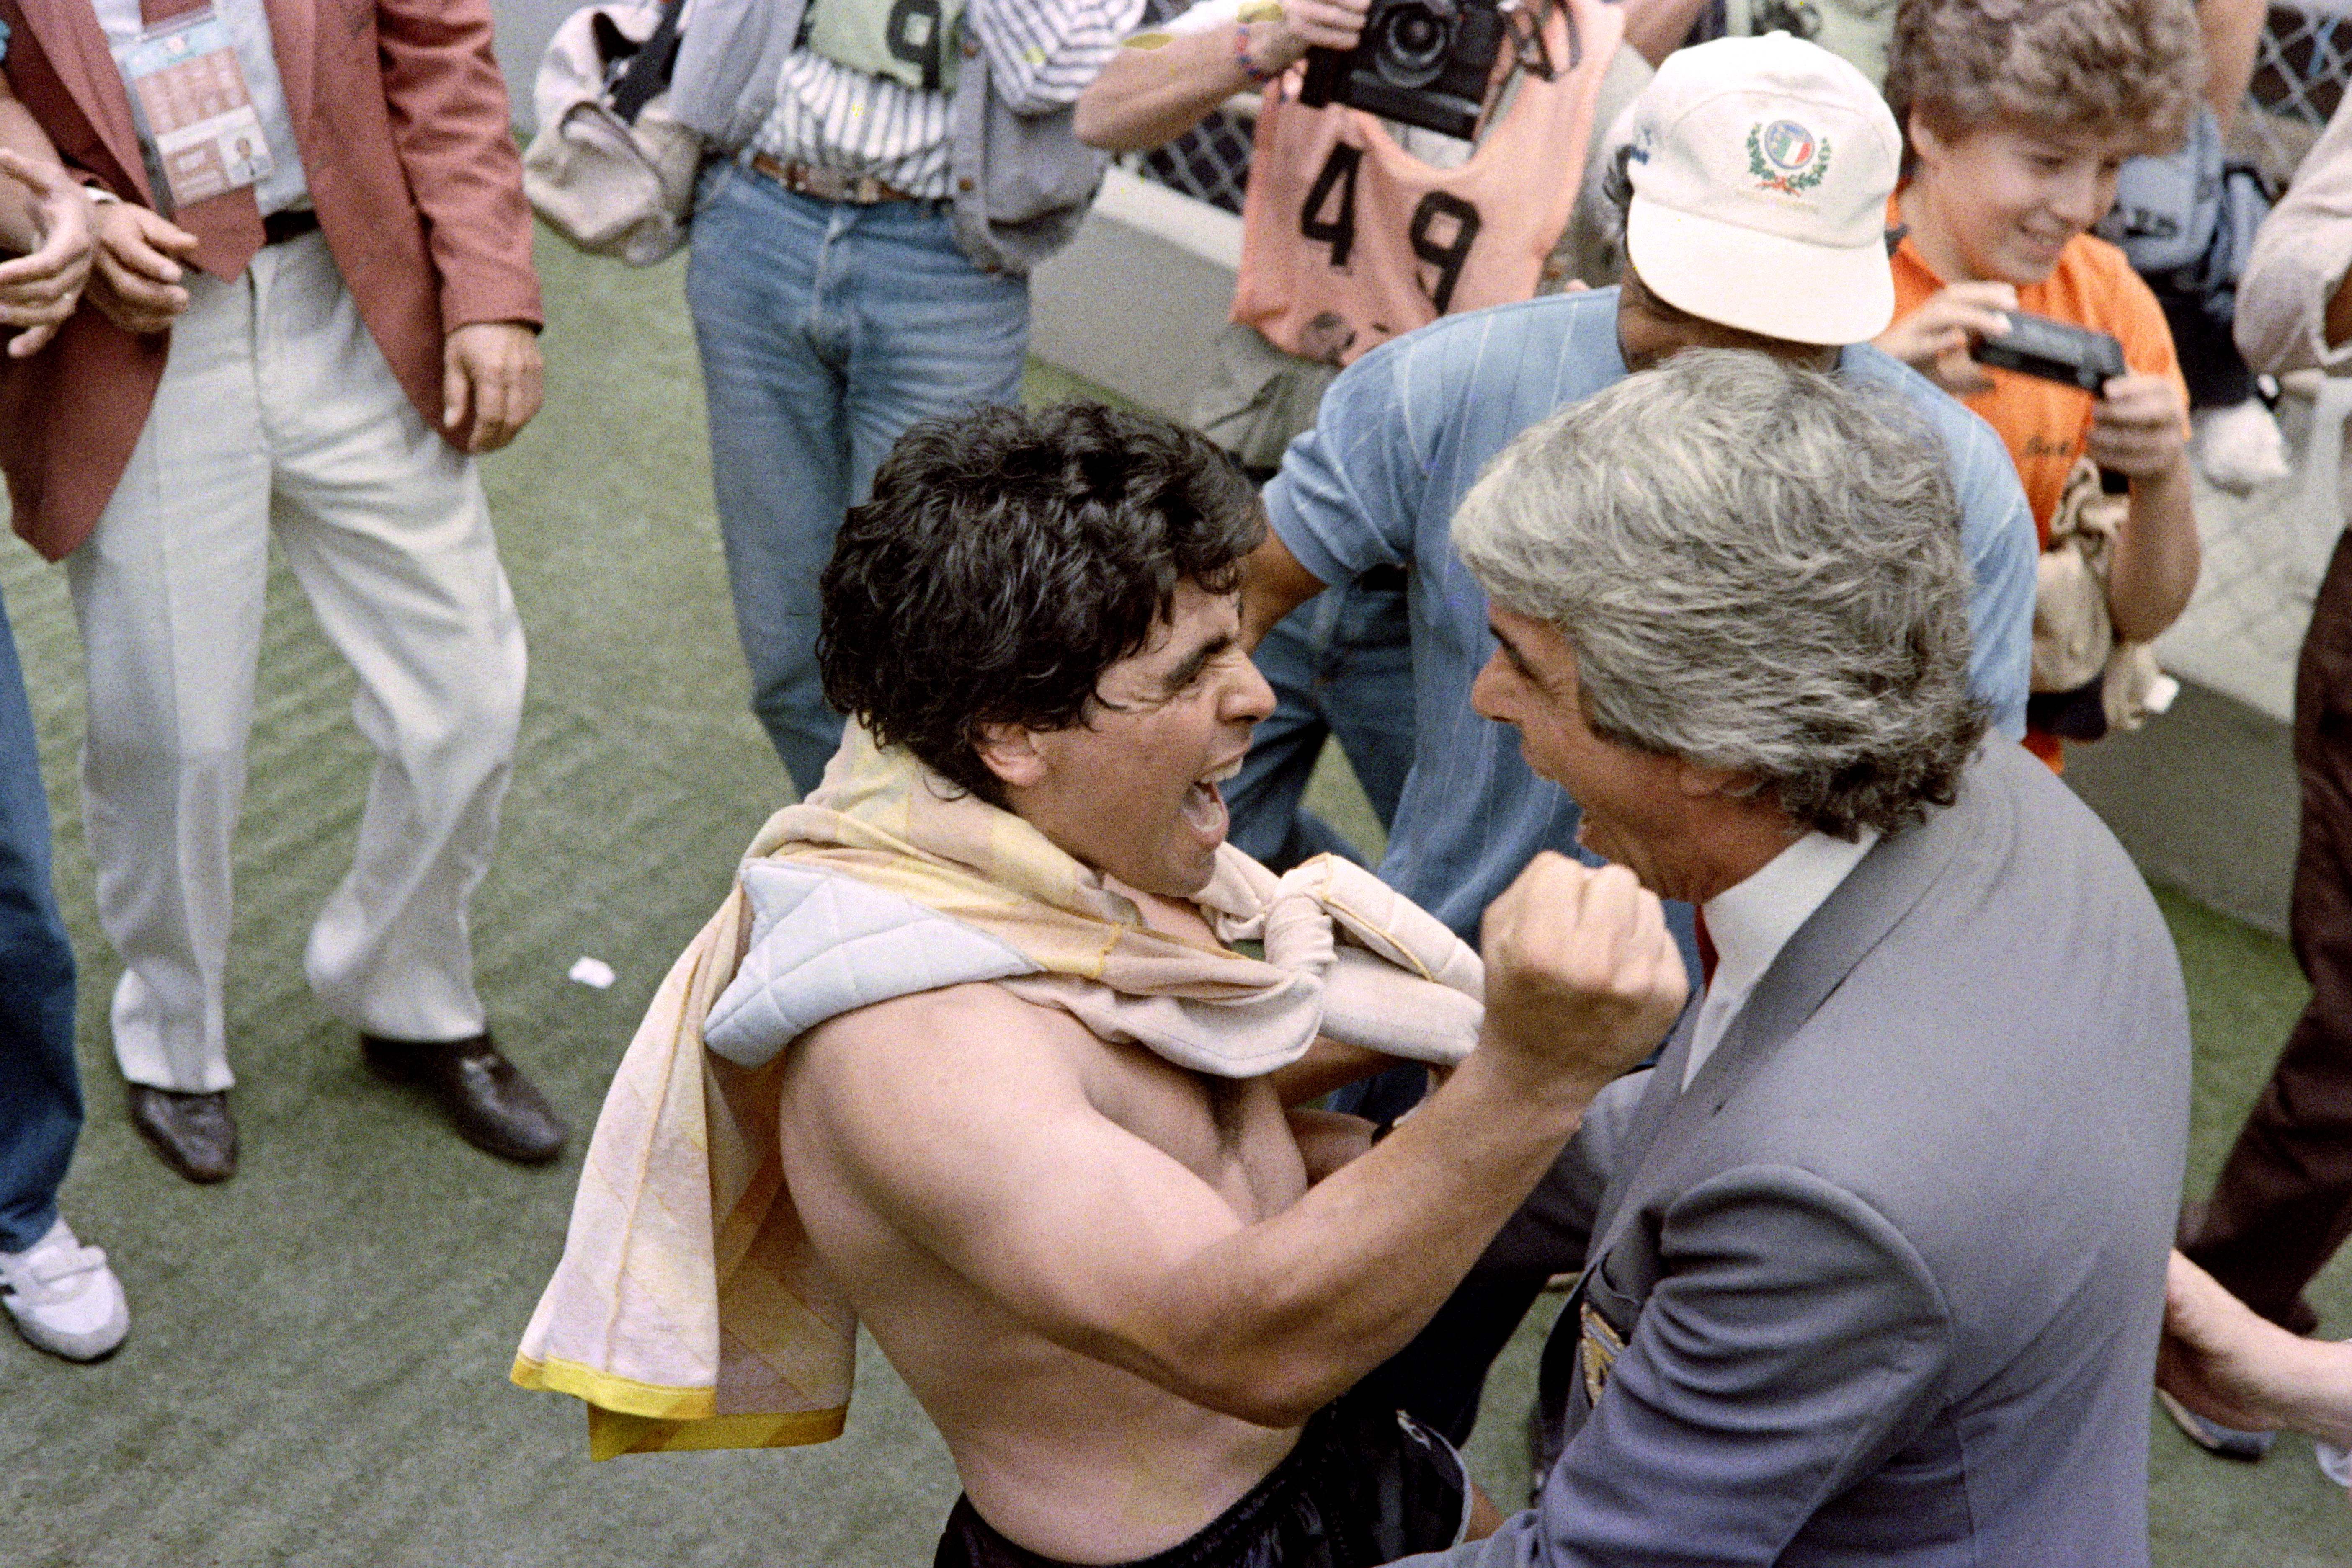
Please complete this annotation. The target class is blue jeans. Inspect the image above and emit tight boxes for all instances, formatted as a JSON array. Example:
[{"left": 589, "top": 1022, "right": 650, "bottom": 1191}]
[
  {"left": 0, "top": 589, "right": 80, "bottom": 1253},
  {"left": 686, "top": 163, "right": 1032, "bottom": 794},
  {"left": 1225, "top": 573, "right": 1415, "bottom": 872}
]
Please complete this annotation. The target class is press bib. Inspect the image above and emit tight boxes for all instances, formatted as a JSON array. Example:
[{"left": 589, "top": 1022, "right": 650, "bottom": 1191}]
[
  {"left": 803, "top": 0, "right": 968, "bottom": 93},
  {"left": 1231, "top": 0, "right": 1619, "bottom": 365},
  {"left": 112, "top": 5, "right": 273, "bottom": 213}
]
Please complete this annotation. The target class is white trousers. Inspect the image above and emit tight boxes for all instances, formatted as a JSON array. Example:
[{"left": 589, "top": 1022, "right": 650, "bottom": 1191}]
[{"left": 67, "top": 231, "right": 528, "bottom": 1093}]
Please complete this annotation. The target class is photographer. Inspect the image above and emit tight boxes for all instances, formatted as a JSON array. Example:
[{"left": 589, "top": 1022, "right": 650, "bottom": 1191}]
[
  {"left": 1078, "top": 0, "right": 1648, "bottom": 880},
  {"left": 1876, "top": 0, "right": 2203, "bottom": 769}
]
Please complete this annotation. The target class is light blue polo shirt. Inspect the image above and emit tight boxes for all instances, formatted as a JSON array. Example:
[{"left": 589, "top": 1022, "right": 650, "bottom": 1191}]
[{"left": 1264, "top": 286, "right": 2038, "bottom": 944}]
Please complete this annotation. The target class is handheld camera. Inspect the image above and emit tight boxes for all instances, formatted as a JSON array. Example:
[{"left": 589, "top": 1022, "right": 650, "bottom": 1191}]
[{"left": 1296, "top": 0, "right": 1506, "bottom": 140}]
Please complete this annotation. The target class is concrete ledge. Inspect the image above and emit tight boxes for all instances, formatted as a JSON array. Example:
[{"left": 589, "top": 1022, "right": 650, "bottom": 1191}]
[{"left": 1028, "top": 169, "right": 1243, "bottom": 421}]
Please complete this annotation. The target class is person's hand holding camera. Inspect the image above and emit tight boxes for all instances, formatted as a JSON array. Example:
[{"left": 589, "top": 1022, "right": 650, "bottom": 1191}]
[
  {"left": 2086, "top": 372, "right": 2188, "bottom": 481},
  {"left": 1872, "top": 281, "right": 2017, "bottom": 398},
  {"left": 1243, "top": 0, "right": 1372, "bottom": 74}
]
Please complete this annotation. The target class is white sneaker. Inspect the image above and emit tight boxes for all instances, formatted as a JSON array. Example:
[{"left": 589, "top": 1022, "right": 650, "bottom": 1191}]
[
  {"left": 2193, "top": 399, "right": 2293, "bottom": 494},
  {"left": 0, "top": 1217, "right": 129, "bottom": 1362}
]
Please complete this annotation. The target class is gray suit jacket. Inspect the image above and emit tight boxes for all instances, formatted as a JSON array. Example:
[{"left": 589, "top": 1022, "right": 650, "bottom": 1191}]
[{"left": 1402, "top": 741, "right": 2190, "bottom": 1566}]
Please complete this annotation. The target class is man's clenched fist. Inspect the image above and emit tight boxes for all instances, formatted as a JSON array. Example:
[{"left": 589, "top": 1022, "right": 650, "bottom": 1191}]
[{"left": 1478, "top": 853, "right": 1687, "bottom": 1101}]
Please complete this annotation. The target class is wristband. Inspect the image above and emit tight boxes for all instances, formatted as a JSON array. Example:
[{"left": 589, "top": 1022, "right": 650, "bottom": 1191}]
[{"left": 1233, "top": 23, "right": 1279, "bottom": 84}]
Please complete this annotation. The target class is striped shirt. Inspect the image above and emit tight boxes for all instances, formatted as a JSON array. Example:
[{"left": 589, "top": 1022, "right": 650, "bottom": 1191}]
[{"left": 756, "top": 0, "right": 1140, "bottom": 198}]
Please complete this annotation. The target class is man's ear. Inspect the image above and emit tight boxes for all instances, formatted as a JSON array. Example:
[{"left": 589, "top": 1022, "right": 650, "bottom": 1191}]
[
  {"left": 972, "top": 722, "right": 1047, "bottom": 792},
  {"left": 1906, "top": 110, "right": 1947, "bottom": 168},
  {"left": 1672, "top": 755, "right": 1760, "bottom": 801}
]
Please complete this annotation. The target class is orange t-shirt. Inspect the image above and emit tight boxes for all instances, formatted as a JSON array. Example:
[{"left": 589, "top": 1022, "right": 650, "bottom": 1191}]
[{"left": 1888, "top": 217, "right": 2187, "bottom": 768}]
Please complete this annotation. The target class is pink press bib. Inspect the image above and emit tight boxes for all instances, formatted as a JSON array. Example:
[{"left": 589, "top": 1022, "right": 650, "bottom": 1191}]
[{"left": 1231, "top": 0, "right": 1621, "bottom": 365}]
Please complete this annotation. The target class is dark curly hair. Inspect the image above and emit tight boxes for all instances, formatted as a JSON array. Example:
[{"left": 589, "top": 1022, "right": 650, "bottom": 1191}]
[{"left": 818, "top": 402, "right": 1263, "bottom": 804}]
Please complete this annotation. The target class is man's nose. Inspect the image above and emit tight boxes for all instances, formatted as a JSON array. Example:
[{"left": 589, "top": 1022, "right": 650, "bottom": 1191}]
[
  {"left": 1470, "top": 650, "right": 1506, "bottom": 720},
  {"left": 1226, "top": 654, "right": 1277, "bottom": 724}
]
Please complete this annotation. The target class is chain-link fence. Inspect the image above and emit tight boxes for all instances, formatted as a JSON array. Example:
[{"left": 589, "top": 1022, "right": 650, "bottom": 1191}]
[
  {"left": 2242, "top": 3, "right": 2352, "bottom": 187},
  {"left": 1124, "top": 0, "right": 1260, "bottom": 211},
  {"left": 1122, "top": 1, "right": 2352, "bottom": 217}
]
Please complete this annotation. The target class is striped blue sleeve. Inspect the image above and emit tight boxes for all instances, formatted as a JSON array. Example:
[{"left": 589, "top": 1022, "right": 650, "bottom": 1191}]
[{"left": 970, "top": 0, "right": 1146, "bottom": 112}]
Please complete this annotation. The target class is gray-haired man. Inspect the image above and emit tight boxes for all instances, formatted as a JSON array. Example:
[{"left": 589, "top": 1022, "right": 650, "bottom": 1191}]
[{"left": 1391, "top": 351, "right": 2190, "bottom": 1565}]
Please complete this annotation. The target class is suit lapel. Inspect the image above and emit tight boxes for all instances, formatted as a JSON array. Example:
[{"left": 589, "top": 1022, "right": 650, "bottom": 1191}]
[
  {"left": 257, "top": 0, "right": 312, "bottom": 150},
  {"left": 32, "top": 0, "right": 150, "bottom": 200}
]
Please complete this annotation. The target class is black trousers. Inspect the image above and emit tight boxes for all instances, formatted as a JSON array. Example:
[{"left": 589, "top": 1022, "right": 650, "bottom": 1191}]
[{"left": 2187, "top": 529, "right": 2352, "bottom": 1333}]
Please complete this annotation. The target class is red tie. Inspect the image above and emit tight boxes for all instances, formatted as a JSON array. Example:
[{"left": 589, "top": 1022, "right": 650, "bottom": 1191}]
[
  {"left": 1693, "top": 906, "right": 1719, "bottom": 990},
  {"left": 139, "top": 0, "right": 267, "bottom": 279}
]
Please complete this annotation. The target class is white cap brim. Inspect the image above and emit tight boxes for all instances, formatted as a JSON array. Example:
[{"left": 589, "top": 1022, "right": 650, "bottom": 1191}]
[{"left": 1625, "top": 196, "right": 1896, "bottom": 347}]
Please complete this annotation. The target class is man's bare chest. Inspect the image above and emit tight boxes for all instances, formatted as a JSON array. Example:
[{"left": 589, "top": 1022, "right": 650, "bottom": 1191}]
[{"left": 1082, "top": 1039, "right": 1309, "bottom": 1222}]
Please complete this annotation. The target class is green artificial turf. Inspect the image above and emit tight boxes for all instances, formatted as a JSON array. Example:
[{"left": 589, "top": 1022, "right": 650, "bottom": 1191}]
[{"left": 2, "top": 232, "right": 2346, "bottom": 1563}]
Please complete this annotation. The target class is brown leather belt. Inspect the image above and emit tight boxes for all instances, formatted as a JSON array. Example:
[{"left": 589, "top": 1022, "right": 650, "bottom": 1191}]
[
  {"left": 746, "top": 151, "right": 929, "bottom": 205},
  {"left": 262, "top": 207, "right": 320, "bottom": 245}
]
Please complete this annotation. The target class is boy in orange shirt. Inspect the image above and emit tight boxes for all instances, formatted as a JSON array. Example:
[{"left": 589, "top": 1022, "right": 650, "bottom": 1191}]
[{"left": 1876, "top": 0, "right": 2205, "bottom": 766}]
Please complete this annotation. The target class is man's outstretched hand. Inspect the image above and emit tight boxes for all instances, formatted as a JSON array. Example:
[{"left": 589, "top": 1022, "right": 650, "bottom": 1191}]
[
  {"left": 0, "top": 149, "right": 93, "bottom": 358},
  {"left": 1478, "top": 853, "right": 1687, "bottom": 1103},
  {"left": 2156, "top": 1250, "right": 2290, "bottom": 1435}
]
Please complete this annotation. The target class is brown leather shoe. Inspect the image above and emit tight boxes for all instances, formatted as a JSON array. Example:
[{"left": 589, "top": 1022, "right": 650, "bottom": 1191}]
[
  {"left": 126, "top": 1086, "right": 237, "bottom": 1184},
  {"left": 361, "top": 1032, "right": 567, "bottom": 1165}
]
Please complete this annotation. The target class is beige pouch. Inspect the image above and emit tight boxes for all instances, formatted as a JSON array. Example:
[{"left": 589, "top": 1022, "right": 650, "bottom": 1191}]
[{"left": 2032, "top": 457, "right": 2170, "bottom": 735}]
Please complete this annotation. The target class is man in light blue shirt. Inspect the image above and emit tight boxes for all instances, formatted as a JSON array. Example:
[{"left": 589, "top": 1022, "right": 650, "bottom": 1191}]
[
  {"left": 1237, "top": 35, "right": 2040, "bottom": 1442},
  {"left": 1241, "top": 37, "right": 2036, "bottom": 955}
]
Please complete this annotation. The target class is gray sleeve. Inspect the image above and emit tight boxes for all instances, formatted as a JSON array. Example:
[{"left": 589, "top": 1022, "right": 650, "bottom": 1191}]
[
  {"left": 1394, "top": 1166, "right": 1955, "bottom": 1568},
  {"left": 2238, "top": 97, "right": 2352, "bottom": 379}
]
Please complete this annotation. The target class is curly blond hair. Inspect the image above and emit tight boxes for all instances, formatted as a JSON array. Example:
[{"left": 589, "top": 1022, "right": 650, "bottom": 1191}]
[{"left": 1884, "top": 0, "right": 2205, "bottom": 154}]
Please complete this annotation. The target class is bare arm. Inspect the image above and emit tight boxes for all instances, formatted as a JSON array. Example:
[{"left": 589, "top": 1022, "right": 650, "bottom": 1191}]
[
  {"left": 1240, "top": 529, "right": 1328, "bottom": 651},
  {"left": 1618, "top": 0, "right": 1710, "bottom": 66},
  {"left": 1076, "top": 0, "right": 1368, "bottom": 151},
  {"left": 790, "top": 854, "right": 1684, "bottom": 1429},
  {"left": 2198, "top": 0, "right": 2267, "bottom": 133},
  {"left": 1267, "top": 1036, "right": 1398, "bottom": 1104},
  {"left": 2159, "top": 1251, "right": 2352, "bottom": 1447},
  {"left": 2089, "top": 374, "right": 2201, "bottom": 642}
]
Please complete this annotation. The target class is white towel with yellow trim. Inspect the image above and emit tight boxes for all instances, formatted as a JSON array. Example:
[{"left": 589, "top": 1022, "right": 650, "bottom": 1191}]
[{"left": 510, "top": 727, "right": 1483, "bottom": 1458}]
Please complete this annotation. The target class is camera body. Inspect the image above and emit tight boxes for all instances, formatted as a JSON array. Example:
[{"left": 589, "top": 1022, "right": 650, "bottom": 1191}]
[
  {"left": 1968, "top": 311, "right": 2133, "bottom": 495},
  {"left": 1296, "top": 0, "right": 1505, "bottom": 141},
  {"left": 1968, "top": 312, "right": 2127, "bottom": 394}
]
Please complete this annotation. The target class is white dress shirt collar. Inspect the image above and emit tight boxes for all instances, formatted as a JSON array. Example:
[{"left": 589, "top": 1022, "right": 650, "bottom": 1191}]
[{"left": 1684, "top": 826, "right": 1880, "bottom": 1088}]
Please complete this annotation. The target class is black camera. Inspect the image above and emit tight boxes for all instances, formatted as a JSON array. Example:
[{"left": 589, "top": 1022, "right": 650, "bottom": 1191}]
[
  {"left": 1968, "top": 310, "right": 2133, "bottom": 494},
  {"left": 1968, "top": 311, "right": 2127, "bottom": 394},
  {"left": 1297, "top": 0, "right": 1506, "bottom": 141}
]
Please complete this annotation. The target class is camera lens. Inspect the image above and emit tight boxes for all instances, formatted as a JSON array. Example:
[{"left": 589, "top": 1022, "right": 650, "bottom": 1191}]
[{"left": 1373, "top": 0, "right": 1456, "bottom": 88}]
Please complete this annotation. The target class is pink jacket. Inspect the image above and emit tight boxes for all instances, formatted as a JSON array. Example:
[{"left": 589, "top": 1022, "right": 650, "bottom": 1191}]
[{"left": 0, "top": 0, "right": 544, "bottom": 560}]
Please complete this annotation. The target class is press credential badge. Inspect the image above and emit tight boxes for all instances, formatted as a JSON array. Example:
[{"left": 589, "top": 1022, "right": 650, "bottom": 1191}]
[{"left": 113, "top": 8, "right": 273, "bottom": 213}]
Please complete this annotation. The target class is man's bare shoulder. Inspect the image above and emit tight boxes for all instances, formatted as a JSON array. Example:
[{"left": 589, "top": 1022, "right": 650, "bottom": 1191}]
[
  {"left": 798, "top": 981, "right": 1096, "bottom": 1067},
  {"left": 785, "top": 983, "right": 1119, "bottom": 1143}
]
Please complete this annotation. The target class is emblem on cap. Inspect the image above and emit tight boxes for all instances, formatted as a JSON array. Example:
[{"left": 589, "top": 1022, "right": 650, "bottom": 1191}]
[{"left": 1747, "top": 119, "right": 1832, "bottom": 195}]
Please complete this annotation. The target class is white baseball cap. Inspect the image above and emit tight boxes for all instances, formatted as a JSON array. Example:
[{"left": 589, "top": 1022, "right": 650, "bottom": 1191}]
[{"left": 1622, "top": 33, "right": 1902, "bottom": 346}]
